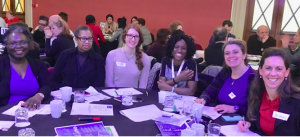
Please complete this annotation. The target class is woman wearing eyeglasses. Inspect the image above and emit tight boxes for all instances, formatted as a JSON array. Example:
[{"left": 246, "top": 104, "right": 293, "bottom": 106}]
[
  {"left": 106, "top": 23, "right": 150, "bottom": 88},
  {"left": 0, "top": 23, "right": 50, "bottom": 109},
  {"left": 50, "top": 26, "right": 105, "bottom": 90}
]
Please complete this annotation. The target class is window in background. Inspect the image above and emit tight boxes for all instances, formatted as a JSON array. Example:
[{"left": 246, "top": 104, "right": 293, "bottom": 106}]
[
  {"left": 251, "top": 0, "right": 275, "bottom": 30},
  {"left": 2, "top": 0, "right": 11, "bottom": 12},
  {"left": 15, "top": 0, "right": 24, "bottom": 13},
  {"left": 281, "top": 0, "right": 300, "bottom": 33}
]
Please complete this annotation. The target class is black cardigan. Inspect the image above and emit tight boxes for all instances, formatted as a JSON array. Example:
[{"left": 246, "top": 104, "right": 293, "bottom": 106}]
[
  {"left": 50, "top": 48, "right": 105, "bottom": 90},
  {"left": 247, "top": 34, "right": 276, "bottom": 55},
  {"left": 204, "top": 42, "right": 224, "bottom": 66},
  {"left": 200, "top": 67, "right": 256, "bottom": 115},
  {"left": 0, "top": 55, "right": 51, "bottom": 107}
]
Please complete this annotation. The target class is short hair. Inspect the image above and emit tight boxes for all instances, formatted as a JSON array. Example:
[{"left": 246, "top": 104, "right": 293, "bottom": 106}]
[
  {"left": 222, "top": 39, "right": 248, "bottom": 66},
  {"left": 106, "top": 14, "right": 114, "bottom": 21},
  {"left": 257, "top": 25, "right": 269, "bottom": 32},
  {"left": 171, "top": 30, "right": 185, "bottom": 37},
  {"left": 222, "top": 20, "right": 233, "bottom": 27},
  {"left": 117, "top": 17, "right": 127, "bottom": 29},
  {"left": 6, "top": 10, "right": 13, "bottom": 15},
  {"left": 39, "top": 15, "right": 49, "bottom": 24},
  {"left": 85, "top": 15, "right": 95, "bottom": 24},
  {"left": 156, "top": 28, "right": 171, "bottom": 44},
  {"left": 213, "top": 27, "right": 228, "bottom": 41},
  {"left": 169, "top": 21, "right": 183, "bottom": 33},
  {"left": 131, "top": 16, "right": 138, "bottom": 23},
  {"left": 49, "top": 18, "right": 72, "bottom": 38},
  {"left": 137, "top": 18, "right": 145, "bottom": 26},
  {"left": 74, "top": 25, "right": 93, "bottom": 38},
  {"left": 165, "top": 34, "right": 196, "bottom": 59},
  {"left": 58, "top": 12, "right": 68, "bottom": 22}
]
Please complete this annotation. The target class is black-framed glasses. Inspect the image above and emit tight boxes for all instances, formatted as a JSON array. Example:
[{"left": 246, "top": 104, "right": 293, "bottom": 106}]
[
  {"left": 7, "top": 40, "right": 28, "bottom": 48},
  {"left": 76, "top": 37, "right": 93, "bottom": 42},
  {"left": 38, "top": 23, "right": 47, "bottom": 27},
  {"left": 126, "top": 34, "right": 139, "bottom": 40}
]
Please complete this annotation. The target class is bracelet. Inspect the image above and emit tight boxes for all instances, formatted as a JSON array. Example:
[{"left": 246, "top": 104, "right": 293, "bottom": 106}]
[{"left": 173, "top": 78, "right": 177, "bottom": 84}]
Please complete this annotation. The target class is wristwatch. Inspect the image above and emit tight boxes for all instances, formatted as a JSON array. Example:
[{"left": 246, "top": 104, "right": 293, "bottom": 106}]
[
  {"left": 37, "top": 93, "right": 45, "bottom": 98},
  {"left": 234, "top": 105, "right": 239, "bottom": 112}
]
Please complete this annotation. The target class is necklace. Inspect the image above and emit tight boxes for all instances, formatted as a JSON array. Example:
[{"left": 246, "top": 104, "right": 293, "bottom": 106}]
[
  {"left": 122, "top": 47, "right": 135, "bottom": 61},
  {"left": 231, "top": 79, "right": 235, "bottom": 85}
]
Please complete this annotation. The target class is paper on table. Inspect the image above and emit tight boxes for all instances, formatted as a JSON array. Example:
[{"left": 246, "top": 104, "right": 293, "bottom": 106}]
[
  {"left": 103, "top": 88, "right": 143, "bottom": 97},
  {"left": 85, "top": 86, "right": 111, "bottom": 102},
  {"left": 153, "top": 111, "right": 191, "bottom": 127},
  {"left": 120, "top": 104, "right": 162, "bottom": 122},
  {"left": 70, "top": 103, "right": 114, "bottom": 116},
  {"left": 105, "top": 126, "right": 119, "bottom": 136},
  {"left": 51, "top": 90, "right": 62, "bottom": 99},
  {"left": 37, "top": 104, "right": 51, "bottom": 115},
  {"left": 203, "top": 106, "right": 222, "bottom": 120},
  {"left": 85, "top": 86, "right": 100, "bottom": 96},
  {"left": 221, "top": 125, "right": 260, "bottom": 136},
  {"left": 2, "top": 101, "right": 43, "bottom": 117},
  {"left": 0, "top": 121, "right": 14, "bottom": 131}
]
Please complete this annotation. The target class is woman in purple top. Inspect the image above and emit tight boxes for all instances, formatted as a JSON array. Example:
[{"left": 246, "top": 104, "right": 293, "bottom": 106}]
[
  {"left": 0, "top": 23, "right": 50, "bottom": 109},
  {"left": 195, "top": 40, "right": 256, "bottom": 115}
]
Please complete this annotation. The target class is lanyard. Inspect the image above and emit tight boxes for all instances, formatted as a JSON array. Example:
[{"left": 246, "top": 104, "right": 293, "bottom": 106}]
[{"left": 171, "top": 59, "right": 185, "bottom": 87}]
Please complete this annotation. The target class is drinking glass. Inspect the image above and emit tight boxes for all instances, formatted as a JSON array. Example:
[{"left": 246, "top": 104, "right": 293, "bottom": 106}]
[
  {"left": 181, "top": 129, "right": 196, "bottom": 136},
  {"left": 54, "top": 98, "right": 66, "bottom": 112},
  {"left": 182, "top": 101, "right": 194, "bottom": 117},
  {"left": 122, "top": 91, "right": 133, "bottom": 106},
  {"left": 74, "top": 90, "right": 85, "bottom": 103},
  {"left": 208, "top": 123, "right": 221, "bottom": 136},
  {"left": 18, "top": 128, "right": 35, "bottom": 136},
  {"left": 163, "top": 96, "right": 174, "bottom": 112},
  {"left": 15, "top": 108, "right": 30, "bottom": 127}
]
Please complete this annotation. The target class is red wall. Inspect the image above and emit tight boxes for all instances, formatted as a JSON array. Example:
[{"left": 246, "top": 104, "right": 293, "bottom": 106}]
[{"left": 32, "top": 0, "right": 232, "bottom": 49}]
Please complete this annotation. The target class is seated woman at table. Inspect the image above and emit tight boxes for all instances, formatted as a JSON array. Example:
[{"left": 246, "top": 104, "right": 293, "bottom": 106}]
[
  {"left": 50, "top": 26, "right": 105, "bottom": 90},
  {"left": 238, "top": 47, "right": 300, "bottom": 136},
  {"left": 45, "top": 18, "right": 75, "bottom": 64},
  {"left": 104, "top": 14, "right": 118, "bottom": 35},
  {"left": 0, "top": 24, "right": 50, "bottom": 109},
  {"left": 195, "top": 40, "right": 256, "bottom": 115},
  {"left": 157, "top": 34, "right": 197, "bottom": 96},
  {"left": 281, "top": 28, "right": 300, "bottom": 85},
  {"left": 86, "top": 14, "right": 105, "bottom": 47},
  {"left": 106, "top": 23, "right": 150, "bottom": 88},
  {"left": 109, "top": 17, "right": 127, "bottom": 48}
]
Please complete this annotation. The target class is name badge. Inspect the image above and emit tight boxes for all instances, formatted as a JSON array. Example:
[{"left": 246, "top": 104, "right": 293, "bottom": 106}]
[
  {"left": 272, "top": 111, "right": 290, "bottom": 121},
  {"left": 116, "top": 62, "right": 126, "bottom": 67},
  {"left": 228, "top": 92, "right": 236, "bottom": 99}
]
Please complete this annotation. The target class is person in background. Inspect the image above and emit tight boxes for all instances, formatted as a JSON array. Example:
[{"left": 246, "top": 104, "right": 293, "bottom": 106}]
[
  {"left": 158, "top": 34, "right": 197, "bottom": 96},
  {"left": 50, "top": 26, "right": 105, "bottom": 90},
  {"left": 137, "top": 18, "right": 152, "bottom": 47},
  {"left": 58, "top": 12, "right": 77, "bottom": 47},
  {"left": 131, "top": 16, "right": 138, "bottom": 24},
  {"left": 85, "top": 14, "right": 105, "bottom": 47},
  {"left": 0, "top": 24, "right": 50, "bottom": 108},
  {"left": 281, "top": 29, "right": 300, "bottom": 85},
  {"left": 205, "top": 27, "right": 227, "bottom": 67},
  {"left": 109, "top": 17, "right": 127, "bottom": 48},
  {"left": 104, "top": 14, "right": 118, "bottom": 35},
  {"left": 4, "top": 11, "right": 19, "bottom": 26},
  {"left": 0, "top": 16, "right": 7, "bottom": 28},
  {"left": 106, "top": 23, "right": 150, "bottom": 88},
  {"left": 169, "top": 21, "right": 183, "bottom": 34},
  {"left": 238, "top": 47, "right": 300, "bottom": 136},
  {"left": 45, "top": 18, "right": 75, "bottom": 64},
  {"left": 247, "top": 25, "right": 276, "bottom": 55},
  {"left": 209, "top": 20, "right": 236, "bottom": 46},
  {"left": 33, "top": 15, "right": 48, "bottom": 50},
  {"left": 147, "top": 28, "right": 171, "bottom": 62},
  {"left": 196, "top": 40, "right": 255, "bottom": 115}
]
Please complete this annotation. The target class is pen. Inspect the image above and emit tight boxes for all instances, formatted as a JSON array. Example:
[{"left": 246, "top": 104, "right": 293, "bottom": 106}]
[
  {"left": 243, "top": 116, "right": 246, "bottom": 125},
  {"left": 114, "top": 89, "right": 119, "bottom": 96},
  {"left": 114, "top": 98, "right": 121, "bottom": 102},
  {"left": 78, "top": 117, "right": 100, "bottom": 121},
  {"left": 146, "top": 91, "right": 148, "bottom": 96},
  {"left": 173, "top": 105, "right": 177, "bottom": 113}
]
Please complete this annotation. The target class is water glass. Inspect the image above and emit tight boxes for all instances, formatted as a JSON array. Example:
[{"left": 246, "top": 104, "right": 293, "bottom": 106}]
[
  {"left": 54, "top": 98, "right": 67, "bottom": 112},
  {"left": 122, "top": 91, "right": 133, "bottom": 106},
  {"left": 15, "top": 108, "right": 30, "bottom": 127},
  {"left": 60, "top": 86, "right": 72, "bottom": 102},
  {"left": 182, "top": 101, "right": 194, "bottom": 117},
  {"left": 208, "top": 123, "right": 221, "bottom": 136},
  {"left": 50, "top": 100, "right": 63, "bottom": 118},
  {"left": 74, "top": 90, "right": 85, "bottom": 103},
  {"left": 181, "top": 129, "right": 196, "bottom": 136},
  {"left": 193, "top": 103, "right": 204, "bottom": 123},
  {"left": 163, "top": 96, "right": 174, "bottom": 112},
  {"left": 18, "top": 128, "right": 35, "bottom": 136},
  {"left": 191, "top": 123, "right": 205, "bottom": 136}
]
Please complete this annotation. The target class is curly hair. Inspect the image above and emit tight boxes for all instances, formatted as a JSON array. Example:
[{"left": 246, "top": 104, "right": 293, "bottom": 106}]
[
  {"left": 169, "top": 21, "right": 182, "bottom": 33},
  {"left": 122, "top": 23, "right": 144, "bottom": 70},
  {"left": 165, "top": 34, "right": 196, "bottom": 59}
]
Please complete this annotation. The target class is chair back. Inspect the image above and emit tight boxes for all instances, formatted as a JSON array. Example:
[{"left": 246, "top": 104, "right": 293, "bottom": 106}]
[
  {"left": 194, "top": 73, "right": 214, "bottom": 97},
  {"left": 48, "top": 67, "right": 54, "bottom": 75}
]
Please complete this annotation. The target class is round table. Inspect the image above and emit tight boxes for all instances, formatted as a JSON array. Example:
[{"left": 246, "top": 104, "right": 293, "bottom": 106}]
[{"left": 0, "top": 87, "right": 236, "bottom": 136}]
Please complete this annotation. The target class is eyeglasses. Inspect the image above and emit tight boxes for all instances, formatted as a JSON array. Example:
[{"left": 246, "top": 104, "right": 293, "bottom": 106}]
[
  {"left": 126, "top": 34, "right": 139, "bottom": 40},
  {"left": 76, "top": 37, "right": 94, "bottom": 42},
  {"left": 7, "top": 40, "right": 28, "bottom": 48},
  {"left": 38, "top": 23, "right": 47, "bottom": 27}
]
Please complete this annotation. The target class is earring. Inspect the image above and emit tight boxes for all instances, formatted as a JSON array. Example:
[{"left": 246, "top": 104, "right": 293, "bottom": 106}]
[
  {"left": 285, "top": 77, "right": 287, "bottom": 80},
  {"left": 260, "top": 75, "right": 262, "bottom": 78}
]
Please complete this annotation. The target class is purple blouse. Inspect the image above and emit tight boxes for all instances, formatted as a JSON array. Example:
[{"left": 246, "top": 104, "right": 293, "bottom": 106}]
[
  {"left": 8, "top": 64, "right": 39, "bottom": 104},
  {"left": 217, "top": 67, "right": 250, "bottom": 107}
]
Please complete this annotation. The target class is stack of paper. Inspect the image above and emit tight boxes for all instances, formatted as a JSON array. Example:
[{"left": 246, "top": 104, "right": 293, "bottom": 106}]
[
  {"left": 120, "top": 104, "right": 162, "bottom": 122},
  {"left": 85, "top": 86, "right": 111, "bottom": 102},
  {"left": 70, "top": 103, "right": 114, "bottom": 116},
  {"left": 202, "top": 106, "right": 222, "bottom": 120},
  {"left": 221, "top": 125, "right": 260, "bottom": 136},
  {"left": 103, "top": 88, "right": 143, "bottom": 97},
  {"left": 0, "top": 121, "right": 15, "bottom": 131},
  {"left": 2, "top": 101, "right": 50, "bottom": 117},
  {"left": 153, "top": 111, "right": 190, "bottom": 127}
]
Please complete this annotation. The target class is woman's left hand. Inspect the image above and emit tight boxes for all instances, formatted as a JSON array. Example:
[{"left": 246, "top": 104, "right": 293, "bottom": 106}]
[
  {"left": 157, "top": 80, "right": 172, "bottom": 91},
  {"left": 22, "top": 94, "right": 43, "bottom": 111},
  {"left": 214, "top": 104, "right": 235, "bottom": 114}
]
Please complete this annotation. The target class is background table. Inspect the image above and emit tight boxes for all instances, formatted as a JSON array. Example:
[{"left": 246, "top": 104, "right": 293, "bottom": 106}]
[{"left": 0, "top": 87, "right": 237, "bottom": 136}]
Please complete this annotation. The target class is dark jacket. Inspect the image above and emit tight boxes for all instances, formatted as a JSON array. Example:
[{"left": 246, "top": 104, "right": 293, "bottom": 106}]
[
  {"left": 50, "top": 48, "right": 105, "bottom": 90},
  {"left": 208, "top": 33, "right": 236, "bottom": 46},
  {"left": 200, "top": 67, "right": 256, "bottom": 115},
  {"left": 33, "top": 29, "right": 46, "bottom": 49},
  {"left": 247, "top": 34, "right": 276, "bottom": 55},
  {"left": 45, "top": 35, "right": 75, "bottom": 63},
  {"left": 205, "top": 42, "right": 224, "bottom": 66},
  {"left": 249, "top": 96, "right": 300, "bottom": 136},
  {"left": 0, "top": 55, "right": 51, "bottom": 107},
  {"left": 147, "top": 41, "right": 165, "bottom": 63}
]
